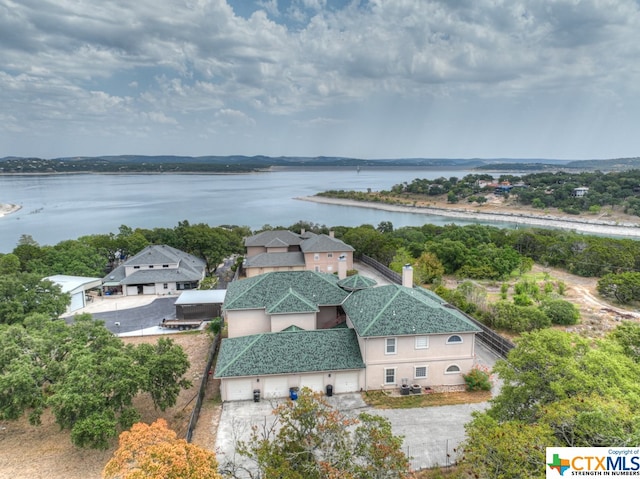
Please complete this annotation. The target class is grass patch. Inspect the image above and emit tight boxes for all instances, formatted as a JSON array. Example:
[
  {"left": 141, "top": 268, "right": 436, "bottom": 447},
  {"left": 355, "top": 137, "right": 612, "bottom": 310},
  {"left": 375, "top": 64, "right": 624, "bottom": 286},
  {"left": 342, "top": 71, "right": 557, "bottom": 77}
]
[{"left": 362, "top": 389, "right": 491, "bottom": 409}]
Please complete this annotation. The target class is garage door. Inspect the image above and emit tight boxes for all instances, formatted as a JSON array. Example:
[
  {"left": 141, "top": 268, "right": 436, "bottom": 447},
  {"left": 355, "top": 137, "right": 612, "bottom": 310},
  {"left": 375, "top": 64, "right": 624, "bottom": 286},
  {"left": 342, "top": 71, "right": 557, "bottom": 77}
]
[
  {"left": 264, "top": 377, "right": 289, "bottom": 398},
  {"left": 299, "top": 374, "right": 324, "bottom": 393},
  {"left": 226, "top": 379, "right": 253, "bottom": 401},
  {"left": 333, "top": 371, "right": 359, "bottom": 394}
]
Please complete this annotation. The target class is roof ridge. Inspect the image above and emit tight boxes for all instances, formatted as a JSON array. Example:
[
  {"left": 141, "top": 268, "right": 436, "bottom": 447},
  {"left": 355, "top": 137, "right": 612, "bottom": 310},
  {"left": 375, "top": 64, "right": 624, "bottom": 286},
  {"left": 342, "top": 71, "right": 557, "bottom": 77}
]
[
  {"left": 215, "top": 334, "right": 263, "bottom": 376},
  {"left": 224, "top": 274, "right": 269, "bottom": 309},
  {"left": 361, "top": 284, "right": 403, "bottom": 335}
]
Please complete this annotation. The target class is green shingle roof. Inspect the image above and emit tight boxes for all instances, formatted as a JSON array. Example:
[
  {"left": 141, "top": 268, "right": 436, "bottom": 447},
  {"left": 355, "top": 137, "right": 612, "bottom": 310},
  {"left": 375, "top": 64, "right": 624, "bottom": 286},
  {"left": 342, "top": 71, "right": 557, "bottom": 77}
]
[
  {"left": 343, "top": 284, "right": 481, "bottom": 337},
  {"left": 214, "top": 328, "right": 365, "bottom": 378},
  {"left": 267, "top": 288, "right": 319, "bottom": 314},
  {"left": 223, "top": 271, "right": 350, "bottom": 311},
  {"left": 337, "top": 274, "right": 377, "bottom": 291}
]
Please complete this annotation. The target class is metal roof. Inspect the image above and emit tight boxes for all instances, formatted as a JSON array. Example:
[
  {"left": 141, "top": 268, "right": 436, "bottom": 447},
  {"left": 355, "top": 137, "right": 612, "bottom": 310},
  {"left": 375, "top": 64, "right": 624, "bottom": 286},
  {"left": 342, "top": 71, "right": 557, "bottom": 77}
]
[{"left": 175, "top": 289, "right": 227, "bottom": 305}]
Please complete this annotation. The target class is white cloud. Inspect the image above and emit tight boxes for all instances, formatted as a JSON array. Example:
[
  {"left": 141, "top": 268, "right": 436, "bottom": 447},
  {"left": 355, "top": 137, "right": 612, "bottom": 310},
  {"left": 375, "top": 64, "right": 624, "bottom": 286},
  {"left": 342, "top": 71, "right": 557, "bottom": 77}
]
[{"left": 0, "top": 0, "right": 639, "bottom": 158}]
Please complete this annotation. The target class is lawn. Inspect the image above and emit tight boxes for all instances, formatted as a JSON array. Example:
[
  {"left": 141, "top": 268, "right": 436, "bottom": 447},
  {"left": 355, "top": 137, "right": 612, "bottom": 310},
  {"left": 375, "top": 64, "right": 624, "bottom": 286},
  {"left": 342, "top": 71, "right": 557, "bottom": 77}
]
[{"left": 362, "top": 389, "right": 492, "bottom": 409}]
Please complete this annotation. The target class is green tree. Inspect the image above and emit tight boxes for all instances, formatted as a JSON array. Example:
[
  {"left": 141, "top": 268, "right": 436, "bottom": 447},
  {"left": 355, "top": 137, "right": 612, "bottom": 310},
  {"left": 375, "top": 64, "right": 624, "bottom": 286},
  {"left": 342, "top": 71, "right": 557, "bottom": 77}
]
[
  {"left": 539, "top": 299, "right": 580, "bottom": 325},
  {"left": 0, "top": 315, "right": 191, "bottom": 449},
  {"left": 413, "top": 251, "right": 444, "bottom": 284},
  {"left": 389, "top": 247, "right": 414, "bottom": 274},
  {"left": 225, "top": 389, "right": 412, "bottom": 479},
  {"left": 0, "top": 253, "right": 21, "bottom": 275},
  {"left": 0, "top": 273, "right": 70, "bottom": 324},
  {"left": 597, "top": 272, "right": 640, "bottom": 304},
  {"left": 461, "top": 414, "right": 553, "bottom": 479}
]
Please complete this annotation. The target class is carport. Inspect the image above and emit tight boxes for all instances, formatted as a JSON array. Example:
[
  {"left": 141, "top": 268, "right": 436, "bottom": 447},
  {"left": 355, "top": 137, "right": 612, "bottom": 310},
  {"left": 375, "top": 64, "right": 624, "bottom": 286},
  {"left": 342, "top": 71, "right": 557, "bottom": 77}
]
[
  {"left": 174, "top": 289, "right": 226, "bottom": 320},
  {"left": 46, "top": 274, "right": 102, "bottom": 314}
]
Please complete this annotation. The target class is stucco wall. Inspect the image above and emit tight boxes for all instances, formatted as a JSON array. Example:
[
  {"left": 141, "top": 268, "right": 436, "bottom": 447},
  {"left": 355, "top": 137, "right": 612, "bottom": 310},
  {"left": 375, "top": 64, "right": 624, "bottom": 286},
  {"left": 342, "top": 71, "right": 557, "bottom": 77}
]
[
  {"left": 226, "top": 309, "right": 271, "bottom": 338},
  {"left": 360, "top": 333, "right": 476, "bottom": 390},
  {"left": 304, "top": 251, "right": 353, "bottom": 273},
  {"left": 271, "top": 312, "right": 316, "bottom": 332}
]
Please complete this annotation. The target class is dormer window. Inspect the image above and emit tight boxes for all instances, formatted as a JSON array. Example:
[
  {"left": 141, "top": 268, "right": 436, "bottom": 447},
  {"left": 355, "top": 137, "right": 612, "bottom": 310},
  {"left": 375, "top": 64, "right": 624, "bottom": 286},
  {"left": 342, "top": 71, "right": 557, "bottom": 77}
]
[
  {"left": 133, "top": 266, "right": 140, "bottom": 269},
  {"left": 149, "top": 265, "right": 154, "bottom": 269},
  {"left": 162, "top": 264, "right": 169, "bottom": 268}
]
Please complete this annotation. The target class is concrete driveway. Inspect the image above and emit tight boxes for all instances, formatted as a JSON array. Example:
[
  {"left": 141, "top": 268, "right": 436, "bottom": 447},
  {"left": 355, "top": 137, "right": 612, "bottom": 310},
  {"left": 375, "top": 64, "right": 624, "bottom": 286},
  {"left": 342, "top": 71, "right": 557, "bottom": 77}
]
[{"left": 214, "top": 342, "right": 502, "bottom": 473}]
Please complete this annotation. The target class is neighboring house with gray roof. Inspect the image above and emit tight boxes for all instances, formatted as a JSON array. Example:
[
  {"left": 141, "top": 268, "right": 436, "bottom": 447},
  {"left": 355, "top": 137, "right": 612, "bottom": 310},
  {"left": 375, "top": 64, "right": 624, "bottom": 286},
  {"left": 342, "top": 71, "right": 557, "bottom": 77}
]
[
  {"left": 102, "top": 244, "right": 206, "bottom": 296},
  {"left": 243, "top": 229, "right": 355, "bottom": 277},
  {"left": 214, "top": 268, "right": 480, "bottom": 401}
]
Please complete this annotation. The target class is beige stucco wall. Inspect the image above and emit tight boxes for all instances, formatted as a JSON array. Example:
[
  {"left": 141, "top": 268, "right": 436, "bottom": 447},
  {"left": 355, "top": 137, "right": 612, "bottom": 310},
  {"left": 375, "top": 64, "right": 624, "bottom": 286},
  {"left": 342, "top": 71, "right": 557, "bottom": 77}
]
[
  {"left": 271, "top": 312, "right": 316, "bottom": 332},
  {"left": 245, "top": 265, "right": 305, "bottom": 278},
  {"left": 226, "top": 309, "right": 271, "bottom": 338},
  {"left": 358, "top": 333, "right": 476, "bottom": 390},
  {"left": 316, "top": 306, "right": 341, "bottom": 329},
  {"left": 246, "top": 246, "right": 266, "bottom": 258},
  {"left": 304, "top": 251, "right": 353, "bottom": 273}
]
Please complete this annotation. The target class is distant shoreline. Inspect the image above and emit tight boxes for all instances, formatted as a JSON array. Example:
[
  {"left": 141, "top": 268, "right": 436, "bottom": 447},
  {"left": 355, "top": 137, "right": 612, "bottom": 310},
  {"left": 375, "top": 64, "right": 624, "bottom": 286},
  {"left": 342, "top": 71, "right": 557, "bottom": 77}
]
[
  {"left": 0, "top": 203, "right": 22, "bottom": 218},
  {"left": 297, "top": 196, "right": 640, "bottom": 237}
]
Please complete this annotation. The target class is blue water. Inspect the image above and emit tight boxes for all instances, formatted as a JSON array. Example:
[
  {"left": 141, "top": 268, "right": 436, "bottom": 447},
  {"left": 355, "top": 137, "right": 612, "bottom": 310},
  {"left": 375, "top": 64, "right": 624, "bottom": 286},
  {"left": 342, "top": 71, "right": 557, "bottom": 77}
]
[{"left": 0, "top": 168, "right": 517, "bottom": 252}]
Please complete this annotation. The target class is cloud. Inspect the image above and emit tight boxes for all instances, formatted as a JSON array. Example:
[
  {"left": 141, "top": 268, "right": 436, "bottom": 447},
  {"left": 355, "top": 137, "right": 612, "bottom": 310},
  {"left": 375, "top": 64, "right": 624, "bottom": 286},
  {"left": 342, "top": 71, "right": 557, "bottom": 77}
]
[{"left": 0, "top": 0, "right": 639, "bottom": 158}]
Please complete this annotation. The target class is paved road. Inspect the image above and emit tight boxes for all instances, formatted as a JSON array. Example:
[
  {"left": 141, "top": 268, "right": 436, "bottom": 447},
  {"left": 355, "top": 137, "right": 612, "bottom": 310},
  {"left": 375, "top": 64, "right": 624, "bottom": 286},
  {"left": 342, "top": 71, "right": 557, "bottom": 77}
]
[{"left": 64, "top": 297, "right": 178, "bottom": 334}]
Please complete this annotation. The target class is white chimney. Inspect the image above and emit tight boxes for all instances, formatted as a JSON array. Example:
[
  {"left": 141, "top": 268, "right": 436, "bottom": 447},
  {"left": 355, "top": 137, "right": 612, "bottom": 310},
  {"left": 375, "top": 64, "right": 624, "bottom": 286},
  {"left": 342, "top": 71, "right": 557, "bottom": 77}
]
[
  {"left": 329, "top": 230, "right": 335, "bottom": 238},
  {"left": 301, "top": 228, "right": 305, "bottom": 235},
  {"left": 402, "top": 264, "right": 413, "bottom": 288},
  {"left": 338, "top": 255, "right": 347, "bottom": 279}
]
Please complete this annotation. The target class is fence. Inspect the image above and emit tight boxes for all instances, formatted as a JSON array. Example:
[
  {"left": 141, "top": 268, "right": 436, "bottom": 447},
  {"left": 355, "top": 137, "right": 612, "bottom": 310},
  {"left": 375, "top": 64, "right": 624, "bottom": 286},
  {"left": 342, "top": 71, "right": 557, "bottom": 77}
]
[
  {"left": 403, "top": 437, "right": 466, "bottom": 470},
  {"left": 185, "top": 332, "right": 221, "bottom": 442},
  {"left": 358, "top": 254, "right": 514, "bottom": 358}
]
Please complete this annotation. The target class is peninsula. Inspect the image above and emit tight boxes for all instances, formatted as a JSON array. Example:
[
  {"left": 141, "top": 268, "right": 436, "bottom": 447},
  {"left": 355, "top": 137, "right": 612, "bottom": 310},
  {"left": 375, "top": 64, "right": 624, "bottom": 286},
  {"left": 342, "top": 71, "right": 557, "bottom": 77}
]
[
  {"left": 0, "top": 203, "right": 21, "bottom": 218},
  {"left": 298, "top": 195, "right": 640, "bottom": 237}
]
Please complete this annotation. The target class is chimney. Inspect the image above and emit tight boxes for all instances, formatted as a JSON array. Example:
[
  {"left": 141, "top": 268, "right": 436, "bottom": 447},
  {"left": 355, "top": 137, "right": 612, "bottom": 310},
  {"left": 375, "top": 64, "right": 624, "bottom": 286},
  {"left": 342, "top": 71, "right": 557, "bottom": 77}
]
[
  {"left": 329, "top": 230, "right": 335, "bottom": 238},
  {"left": 338, "top": 255, "right": 347, "bottom": 279},
  {"left": 402, "top": 264, "right": 413, "bottom": 288},
  {"left": 301, "top": 228, "right": 305, "bottom": 235}
]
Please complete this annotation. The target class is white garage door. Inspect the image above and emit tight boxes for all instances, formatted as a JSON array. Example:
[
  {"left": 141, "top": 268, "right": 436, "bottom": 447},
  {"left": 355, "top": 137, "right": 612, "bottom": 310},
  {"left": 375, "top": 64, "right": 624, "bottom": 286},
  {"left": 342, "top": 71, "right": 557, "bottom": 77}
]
[
  {"left": 264, "top": 377, "right": 289, "bottom": 398},
  {"left": 333, "top": 371, "right": 359, "bottom": 394},
  {"left": 226, "top": 379, "right": 253, "bottom": 401},
  {"left": 69, "top": 292, "right": 84, "bottom": 312},
  {"left": 299, "top": 374, "right": 324, "bottom": 393}
]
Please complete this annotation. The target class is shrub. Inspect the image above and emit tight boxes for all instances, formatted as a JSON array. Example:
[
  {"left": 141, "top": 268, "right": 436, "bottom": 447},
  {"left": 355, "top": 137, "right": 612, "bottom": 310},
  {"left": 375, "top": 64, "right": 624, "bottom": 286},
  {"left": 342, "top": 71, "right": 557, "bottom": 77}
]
[{"left": 463, "top": 365, "right": 493, "bottom": 391}]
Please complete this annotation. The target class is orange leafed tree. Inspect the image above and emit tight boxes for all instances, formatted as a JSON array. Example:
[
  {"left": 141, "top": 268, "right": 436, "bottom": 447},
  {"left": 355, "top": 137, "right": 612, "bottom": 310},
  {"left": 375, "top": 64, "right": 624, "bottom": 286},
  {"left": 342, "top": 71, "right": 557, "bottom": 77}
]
[{"left": 102, "top": 419, "right": 222, "bottom": 479}]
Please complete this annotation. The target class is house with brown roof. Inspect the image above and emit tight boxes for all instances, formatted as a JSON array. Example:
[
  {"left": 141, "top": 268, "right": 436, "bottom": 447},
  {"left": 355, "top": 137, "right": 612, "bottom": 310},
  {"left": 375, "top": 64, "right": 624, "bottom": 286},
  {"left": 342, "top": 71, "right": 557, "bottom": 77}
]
[
  {"left": 214, "top": 269, "right": 480, "bottom": 401},
  {"left": 243, "top": 230, "right": 354, "bottom": 277}
]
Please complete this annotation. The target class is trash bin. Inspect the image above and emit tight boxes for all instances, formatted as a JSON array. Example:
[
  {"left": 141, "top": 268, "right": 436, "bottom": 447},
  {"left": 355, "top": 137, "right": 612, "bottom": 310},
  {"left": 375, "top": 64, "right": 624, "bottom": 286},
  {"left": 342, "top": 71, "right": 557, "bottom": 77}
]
[
  {"left": 326, "top": 384, "right": 333, "bottom": 397},
  {"left": 289, "top": 387, "right": 298, "bottom": 401},
  {"left": 253, "top": 389, "right": 261, "bottom": 402}
]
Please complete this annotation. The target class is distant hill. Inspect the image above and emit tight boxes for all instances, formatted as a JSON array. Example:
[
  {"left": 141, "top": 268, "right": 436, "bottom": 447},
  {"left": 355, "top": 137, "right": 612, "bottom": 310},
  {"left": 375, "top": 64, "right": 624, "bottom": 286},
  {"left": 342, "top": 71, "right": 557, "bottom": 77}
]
[{"left": 0, "top": 155, "right": 635, "bottom": 174}]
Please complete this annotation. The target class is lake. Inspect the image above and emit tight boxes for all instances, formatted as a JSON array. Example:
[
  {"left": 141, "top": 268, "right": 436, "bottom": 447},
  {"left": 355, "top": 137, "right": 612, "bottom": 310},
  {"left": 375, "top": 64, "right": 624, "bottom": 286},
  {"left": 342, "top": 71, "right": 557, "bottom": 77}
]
[{"left": 0, "top": 167, "right": 518, "bottom": 253}]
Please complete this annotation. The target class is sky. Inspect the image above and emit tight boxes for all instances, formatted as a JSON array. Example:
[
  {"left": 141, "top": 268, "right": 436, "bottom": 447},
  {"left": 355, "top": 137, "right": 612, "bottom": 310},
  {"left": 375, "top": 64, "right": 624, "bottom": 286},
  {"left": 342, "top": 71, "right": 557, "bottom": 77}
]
[{"left": 1, "top": 0, "right": 639, "bottom": 160}]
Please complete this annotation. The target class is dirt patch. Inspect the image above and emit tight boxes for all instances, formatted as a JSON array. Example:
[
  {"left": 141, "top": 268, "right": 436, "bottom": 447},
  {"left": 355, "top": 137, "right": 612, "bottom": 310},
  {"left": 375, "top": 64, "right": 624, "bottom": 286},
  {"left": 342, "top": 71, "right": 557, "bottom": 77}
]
[{"left": 0, "top": 332, "right": 213, "bottom": 479}]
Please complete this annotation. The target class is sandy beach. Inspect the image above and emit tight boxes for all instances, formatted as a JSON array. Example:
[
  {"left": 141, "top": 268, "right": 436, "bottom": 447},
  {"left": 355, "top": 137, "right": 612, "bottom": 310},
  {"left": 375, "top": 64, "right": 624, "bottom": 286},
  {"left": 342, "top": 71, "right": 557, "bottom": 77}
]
[
  {"left": 0, "top": 203, "right": 21, "bottom": 218},
  {"left": 298, "top": 196, "right": 640, "bottom": 238}
]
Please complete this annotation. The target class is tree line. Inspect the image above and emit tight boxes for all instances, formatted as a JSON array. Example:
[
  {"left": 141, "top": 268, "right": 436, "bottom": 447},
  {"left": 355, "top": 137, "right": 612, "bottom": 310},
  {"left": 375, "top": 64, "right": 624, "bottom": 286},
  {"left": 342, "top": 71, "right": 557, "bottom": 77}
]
[{"left": 321, "top": 168, "right": 640, "bottom": 217}]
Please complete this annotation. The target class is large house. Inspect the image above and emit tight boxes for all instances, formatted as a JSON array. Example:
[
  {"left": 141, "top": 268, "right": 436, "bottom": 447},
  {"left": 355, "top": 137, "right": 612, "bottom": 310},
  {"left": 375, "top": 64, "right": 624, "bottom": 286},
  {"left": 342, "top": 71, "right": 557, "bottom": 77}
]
[
  {"left": 214, "top": 268, "right": 481, "bottom": 401},
  {"left": 102, "top": 244, "right": 206, "bottom": 296},
  {"left": 243, "top": 230, "right": 355, "bottom": 277}
]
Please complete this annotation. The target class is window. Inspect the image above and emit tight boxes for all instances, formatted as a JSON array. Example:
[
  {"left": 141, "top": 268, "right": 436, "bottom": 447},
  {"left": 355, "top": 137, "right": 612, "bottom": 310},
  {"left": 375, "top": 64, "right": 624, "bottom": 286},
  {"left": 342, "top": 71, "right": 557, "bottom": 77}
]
[
  {"left": 385, "top": 338, "right": 397, "bottom": 355},
  {"left": 328, "top": 253, "right": 333, "bottom": 258},
  {"left": 133, "top": 266, "right": 140, "bottom": 269},
  {"left": 445, "top": 365, "right": 461, "bottom": 374},
  {"left": 148, "top": 265, "right": 154, "bottom": 269},
  {"left": 314, "top": 253, "right": 320, "bottom": 260},
  {"left": 162, "top": 264, "right": 169, "bottom": 268},
  {"left": 415, "top": 336, "right": 428, "bottom": 349},
  {"left": 314, "top": 266, "right": 320, "bottom": 272},
  {"left": 447, "top": 335, "right": 463, "bottom": 344},
  {"left": 414, "top": 366, "right": 428, "bottom": 379},
  {"left": 163, "top": 283, "right": 168, "bottom": 289},
  {"left": 384, "top": 368, "right": 396, "bottom": 385}
]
